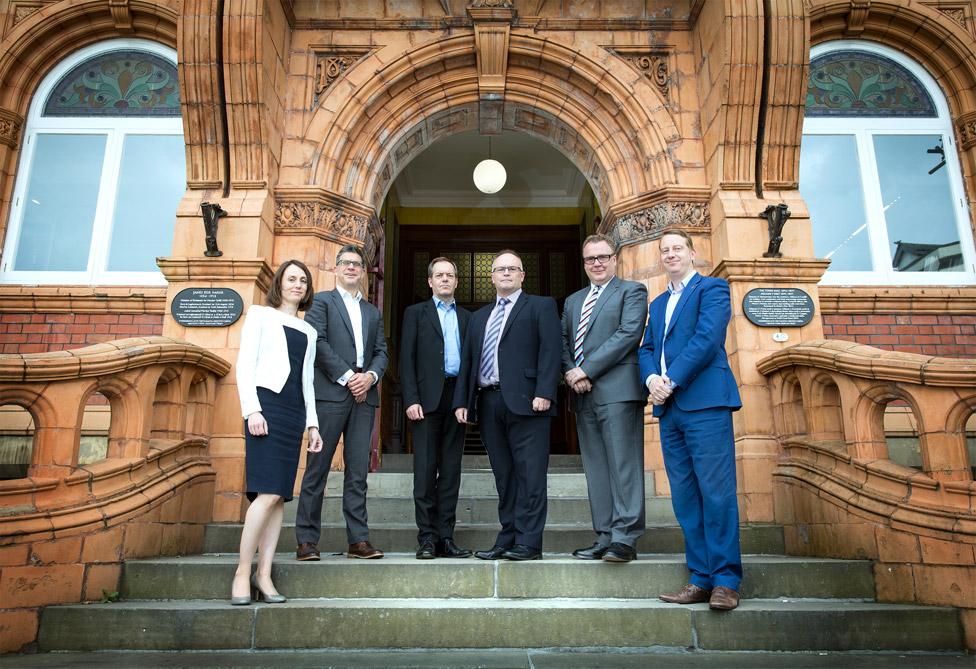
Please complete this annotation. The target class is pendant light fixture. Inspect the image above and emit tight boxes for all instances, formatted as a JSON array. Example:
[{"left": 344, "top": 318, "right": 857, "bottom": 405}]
[{"left": 472, "top": 135, "right": 507, "bottom": 194}]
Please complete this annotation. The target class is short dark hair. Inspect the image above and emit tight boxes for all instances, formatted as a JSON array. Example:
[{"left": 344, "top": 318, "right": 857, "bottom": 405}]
[
  {"left": 659, "top": 229, "right": 695, "bottom": 251},
  {"left": 582, "top": 234, "right": 618, "bottom": 255},
  {"left": 428, "top": 256, "right": 458, "bottom": 277},
  {"left": 336, "top": 244, "right": 365, "bottom": 265},
  {"left": 267, "top": 259, "right": 314, "bottom": 311},
  {"left": 491, "top": 248, "right": 523, "bottom": 268}
]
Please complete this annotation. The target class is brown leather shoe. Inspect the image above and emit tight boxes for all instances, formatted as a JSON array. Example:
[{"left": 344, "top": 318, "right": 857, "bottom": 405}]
[
  {"left": 347, "top": 540, "right": 384, "bottom": 559},
  {"left": 659, "top": 583, "right": 712, "bottom": 604},
  {"left": 296, "top": 542, "right": 320, "bottom": 561},
  {"left": 709, "top": 586, "right": 740, "bottom": 610}
]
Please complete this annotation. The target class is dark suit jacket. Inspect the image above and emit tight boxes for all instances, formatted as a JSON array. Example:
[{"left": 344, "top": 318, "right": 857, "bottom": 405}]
[
  {"left": 400, "top": 299, "right": 471, "bottom": 412},
  {"left": 637, "top": 273, "right": 742, "bottom": 418},
  {"left": 304, "top": 289, "right": 389, "bottom": 407},
  {"left": 453, "top": 293, "right": 561, "bottom": 420},
  {"left": 560, "top": 276, "right": 648, "bottom": 410}
]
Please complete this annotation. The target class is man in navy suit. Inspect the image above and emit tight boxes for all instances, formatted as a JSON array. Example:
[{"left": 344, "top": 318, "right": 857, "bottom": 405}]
[
  {"left": 400, "top": 257, "right": 472, "bottom": 560},
  {"left": 454, "top": 249, "right": 561, "bottom": 561},
  {"left": 638, "top": 230, "right": 743, "bottom": 610}
]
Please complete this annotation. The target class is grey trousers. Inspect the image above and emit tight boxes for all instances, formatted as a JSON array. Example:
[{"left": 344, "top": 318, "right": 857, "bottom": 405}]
[
  {"left": 295, "top": 396, "right": 375, "bottom": 546},
  {"left": 575, "top": 395, "right": 645, "bottom": 547}
]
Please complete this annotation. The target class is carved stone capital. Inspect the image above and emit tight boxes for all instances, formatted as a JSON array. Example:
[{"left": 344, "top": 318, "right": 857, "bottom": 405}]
[
  {"left": 956, "top": 111, "right": 976, "bottom": 151},
  {"left": 601, "top": 201, "right": 711, "bottom": 248},
  {"left": 273, "top": 188, "right": 382, "bottom": 263},
  {"left": 0, "top": 108, "right": 24, "bottom": 149}
]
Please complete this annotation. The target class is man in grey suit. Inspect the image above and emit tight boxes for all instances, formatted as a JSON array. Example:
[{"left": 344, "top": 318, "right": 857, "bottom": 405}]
[
  {"left": 561, "top": 234, "right": 649, "bottom": 562},
  {"left": 296, "top": 244, "right": 389, "bottom": 560}
]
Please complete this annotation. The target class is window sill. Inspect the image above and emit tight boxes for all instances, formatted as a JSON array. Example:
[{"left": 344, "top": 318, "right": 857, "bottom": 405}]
[{"left": 0, "top": 285, "right": 166, "bottom": 314}]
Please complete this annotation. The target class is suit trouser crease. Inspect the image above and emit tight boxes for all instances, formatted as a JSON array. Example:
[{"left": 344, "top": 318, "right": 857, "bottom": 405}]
[
  {"left": 296, "top": 396, "right": 375, "bottom": 545},
  {"left": 576, "top": 395, "right": 646, "bottom": 547},
  {"left": 411, "top": 379, "right": 464, "bottom": 542},
  {"left": 659, "top": 403, "right": 742, "bottom": 591},
  {"left": 478, "top": 391, "right": 550, "bottom": 550}
]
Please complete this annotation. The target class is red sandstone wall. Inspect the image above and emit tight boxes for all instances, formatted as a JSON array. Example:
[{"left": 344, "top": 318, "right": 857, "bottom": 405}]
[
  {"left": 822, "top": 314, "right": 976, "bottom": 357},
  {"left": 0, "top": 314, "right": 164, "bottom": 354}
]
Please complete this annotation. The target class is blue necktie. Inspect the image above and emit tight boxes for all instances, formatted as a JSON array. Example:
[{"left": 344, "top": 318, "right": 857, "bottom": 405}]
[{"left": 479, "top": 297, "right": 509, "bottom": 382}]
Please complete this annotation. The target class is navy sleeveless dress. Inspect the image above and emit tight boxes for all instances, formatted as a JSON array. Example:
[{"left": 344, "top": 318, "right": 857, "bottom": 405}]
[{"left": 245, "top": 325, "right": 307, "bottom": 502}]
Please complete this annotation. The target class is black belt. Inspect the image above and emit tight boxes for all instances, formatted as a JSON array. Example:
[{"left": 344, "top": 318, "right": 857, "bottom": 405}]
[{"left": 479, "top": 383, "right": 501, "bottom": 392}]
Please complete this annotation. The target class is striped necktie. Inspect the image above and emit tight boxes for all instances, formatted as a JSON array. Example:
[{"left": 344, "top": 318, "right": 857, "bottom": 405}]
[
  {"left": 574, "top": 285, "right": 602, "bottom": 366},
  {"left": 479, "top": 297, "right": 509, "bottom": 381}
]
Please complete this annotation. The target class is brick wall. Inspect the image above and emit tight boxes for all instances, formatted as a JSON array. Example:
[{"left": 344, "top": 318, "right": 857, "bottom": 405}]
[
  {"left": 822, "top": 314, "right": 976, "bottom": 357},
  {"left": 0, "top": 314, "right": 164, "bottom": 354}
]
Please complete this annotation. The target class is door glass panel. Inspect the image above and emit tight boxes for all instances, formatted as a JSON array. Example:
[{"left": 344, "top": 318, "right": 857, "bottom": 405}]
[
  {"left": 473, "top": 253, "right": 495, "bottom": 302},
  {"left": 522, "top": 252, "right": 540, "bottom": 294},
  {"left": 14, "top": 133, "right": 106, "bottom": 271},
  {"left": 799, "top": 134, "right": 872, "bottom": 271},
  {"left": 872, "top": 134, "right": 963, "bottom": 272},
  {"left": 107, "top": 134, "right": 184, "bottom": 271}
]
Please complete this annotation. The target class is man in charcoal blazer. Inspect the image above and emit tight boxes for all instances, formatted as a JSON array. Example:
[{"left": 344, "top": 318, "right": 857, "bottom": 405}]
[
  {"left": 561, "top": 234, "right": 649, "bottom": 563},
  {"left": 296, "top": 244, "right": 389, "bottom": 561},
  {"left": 453, "top": 249, "right": 561, "bottom": 561},
  {"left": 400, "top": 256, "right": 473, "bottom": 559}
]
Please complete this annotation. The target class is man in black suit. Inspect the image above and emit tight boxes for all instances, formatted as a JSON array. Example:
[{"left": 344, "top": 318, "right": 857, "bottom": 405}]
[
  {"left": 400, "top": 257, "right": 473, "bottom": 560},
  {"left": 453, "top": 249, "right": 561, "bottom": 561},
  {"left": 296, "top": 244, "right": 389, "bottom": 561}
]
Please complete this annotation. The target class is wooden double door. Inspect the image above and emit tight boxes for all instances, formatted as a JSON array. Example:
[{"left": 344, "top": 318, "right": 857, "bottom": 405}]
[{"left": 392, "top": 224, "right": 585, "bottom": 454}]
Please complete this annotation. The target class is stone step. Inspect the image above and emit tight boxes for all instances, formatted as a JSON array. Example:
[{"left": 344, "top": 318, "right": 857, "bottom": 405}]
[
  {"left": 318, "top": 471, "right": 655, "bottom": 498},
  {"left": 120, "top": 555, "right": 875, "bottom": 601},
  {"left": 39, "top": 598, "right": 964, "bottom": 652},
  {"left": 295, "top": 494, "right": 675, "bottom": 525},
  {"left": 202, "top": 523, "right": 786, "bottom": 555},
  {"left": 379, "top": 453, "right": 584, "bottom": 472},
  {"left": 9, "top": 649, "right": 975, "bottom": 668}
]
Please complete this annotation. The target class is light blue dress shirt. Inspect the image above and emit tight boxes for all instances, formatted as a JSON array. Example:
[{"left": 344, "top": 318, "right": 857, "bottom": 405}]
[{"left": 435, "top": 297, "right": 461, "bottom": 377}]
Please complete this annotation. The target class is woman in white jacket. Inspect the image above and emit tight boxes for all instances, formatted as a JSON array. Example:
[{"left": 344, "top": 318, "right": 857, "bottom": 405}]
[{"left": 232, "top": 259, "right": 323, "bottom": 604}]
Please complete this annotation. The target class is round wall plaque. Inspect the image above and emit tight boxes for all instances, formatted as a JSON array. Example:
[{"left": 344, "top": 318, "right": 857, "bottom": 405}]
[
  {"left": 171, "top": 287, "right": 244, "bottom": 328},
  {"left": 742, "top": 288, "right": 815, "bottom": 328}
]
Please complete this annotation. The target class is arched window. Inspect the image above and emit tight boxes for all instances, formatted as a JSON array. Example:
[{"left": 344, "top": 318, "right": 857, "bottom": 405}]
[
  {"left": 1, "top": 39, "right": 185, "bottom": 286},
  {"left": 800, "top": 42, "right": 976, "bottom": 285}
]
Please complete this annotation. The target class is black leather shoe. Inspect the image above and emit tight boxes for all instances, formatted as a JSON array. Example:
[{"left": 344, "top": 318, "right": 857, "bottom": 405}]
[
  {"left": 416, "top": 539, "right": 436, "bottom": 560},
  {"left": 572, "top": 542, "right": 609, "bottom": 560},
  {"left": 474, "top": 545, "right": 510, "bottom": 560},
  {"left": 602, "top": 542, "right": 637, "bottom": 563},
  {"left": 501, "top": 544, "right": 542, "bottom": 561},
  {"left": 436, "top": 538, "right": 472, "bottom": 558}
]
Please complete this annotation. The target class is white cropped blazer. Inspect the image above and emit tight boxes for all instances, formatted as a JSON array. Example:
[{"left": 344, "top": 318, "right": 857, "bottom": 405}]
[{"left": 236, "top": 305, "right": 318, "bottom": 430}]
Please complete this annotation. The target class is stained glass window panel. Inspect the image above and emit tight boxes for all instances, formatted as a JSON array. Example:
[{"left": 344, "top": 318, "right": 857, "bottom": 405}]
[
  {"left": 473, "top": 253, "right": 495, "bottom": 302},
  {"left": 522, "top": 252, "right": 540, "bottom": 295},
  {"left": 413, "top": 252, "right": 430, "bottom": 301},
  {"left": 107, "top": 135, "right": 184, "bottom": 271},
  {"left": 806, "top": 51, "right": 936, "bottom": 118},
  {"left": 549, "top": 252, "right": 566, "bottom": 299},
  {"left": 44, "top": 50, "right": 180, "bottom": 117},
  {"left": 14, "top": 134, "right": 106, "bottom": 271},
  {"left": 799, "top": 135, "right": 872, "bottom": 271},
  {"left": 872, "top": 135, "right": 963, "bottom": 272},
  {"left": 444, "top": 252, "right": 471, "bottom": 303}
]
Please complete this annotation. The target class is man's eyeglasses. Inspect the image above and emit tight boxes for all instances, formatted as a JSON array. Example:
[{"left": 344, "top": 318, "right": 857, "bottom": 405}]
[
  {"left": 491, "top": 266, "right": 523, "bottom": 274},
  {"left": 337, "top": 259, "right": 364, "bottom": 269},
  {"left": 582, "top": 254, "right": 614, "bottom": 266}
]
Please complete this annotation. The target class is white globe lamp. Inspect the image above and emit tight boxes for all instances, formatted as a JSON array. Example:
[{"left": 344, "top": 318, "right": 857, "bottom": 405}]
[{"left": 473, "top": 158, "right": 507, "bottom": 194}]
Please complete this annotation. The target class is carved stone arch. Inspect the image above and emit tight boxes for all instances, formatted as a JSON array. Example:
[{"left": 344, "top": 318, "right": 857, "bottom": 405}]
[
  {"left": 302, "top": 31, "right": 684, "bottom": 214},
  {"left": 91, "top": 374, "right": 145, "bottom": 458},
  {"left": 853, "top": 383, "right": 924, "bottom": 462},
  {"left": 803, "top": 370, "right": 846, "bottom": 444}
]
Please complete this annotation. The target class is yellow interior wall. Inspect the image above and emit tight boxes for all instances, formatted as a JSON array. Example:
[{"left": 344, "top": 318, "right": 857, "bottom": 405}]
[{"left": 395, "top": 207, "right": 585, "bottom": 227}]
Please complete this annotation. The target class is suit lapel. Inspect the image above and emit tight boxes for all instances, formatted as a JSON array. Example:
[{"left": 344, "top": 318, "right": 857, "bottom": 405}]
[
  {"left": 500, "top": 293, "right": 528, "bottom": 341},
  {"left": 425, "top": 300, "right": 444, "bottom": 339},
  {"left": 359, "top": 299, "right": 371, "bottom": 346},
  {"left": 588, "top": 276, "right": 618, "bottom": 326},
  {"left": 664, "top": 273, "right": 702, "bottom": 338},
  {"left": 331, "top": 290, "right": 355, "bottom": 339}
]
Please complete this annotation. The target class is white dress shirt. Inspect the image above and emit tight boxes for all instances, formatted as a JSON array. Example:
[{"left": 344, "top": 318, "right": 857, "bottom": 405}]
[
  {"left": 335, "top": 286, "right": 379, "bottom": 386},
  {"left": 646, "top": 270, "right": 698, "bottom": 391},
  {"left": 479, "top": 289, "right": 521, "bottom": 387}
]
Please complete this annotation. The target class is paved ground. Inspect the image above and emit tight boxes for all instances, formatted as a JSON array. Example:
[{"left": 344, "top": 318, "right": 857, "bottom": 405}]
[{"left": 3, "top": 649, "right": 972, "bottom": 668}]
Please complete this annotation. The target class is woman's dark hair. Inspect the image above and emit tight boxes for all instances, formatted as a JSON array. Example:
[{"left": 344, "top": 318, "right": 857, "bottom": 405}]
[{"left": 266, "top": 259, "right": 314, "bottom": 311}]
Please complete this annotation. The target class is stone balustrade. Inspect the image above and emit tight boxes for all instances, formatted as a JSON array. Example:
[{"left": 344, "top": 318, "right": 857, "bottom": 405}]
[
  {"left": 0, "top": 337, "right": 230, "bottom": 653},
  {"left": 759, "top": 340, "right": 975, "bottom": 646}
]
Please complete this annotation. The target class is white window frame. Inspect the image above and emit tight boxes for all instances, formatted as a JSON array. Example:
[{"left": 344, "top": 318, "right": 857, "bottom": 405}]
[
  {"left": 1, "top": 39, "right": 183, "bottom": 286},
  {"left": 803, "top": 41, "right": 976, "bottom": 286}
]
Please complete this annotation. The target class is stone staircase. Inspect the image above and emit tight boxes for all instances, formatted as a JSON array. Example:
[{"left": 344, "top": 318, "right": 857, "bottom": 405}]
[{"left": 33, "top": 468, "right": 967, "bottom": 658}]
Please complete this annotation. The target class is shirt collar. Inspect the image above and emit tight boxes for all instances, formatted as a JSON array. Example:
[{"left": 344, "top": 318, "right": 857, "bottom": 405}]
[
  {"left": 667, "top": 270, "right": 697, "bottom": 295},
  {"left": 337, "top": 285, "right": 362, "bottom": 302},
  {"left": 434, "top": 297, "right": 456, "bottom": 310},
  {"left": 497, "top": 289, "right": 522, "bottom": 306}
]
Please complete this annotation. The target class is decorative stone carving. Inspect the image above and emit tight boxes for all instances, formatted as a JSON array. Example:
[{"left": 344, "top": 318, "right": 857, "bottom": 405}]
[
  {"left": 607, "top": 48, "right": 672, "bottom": 104},
  {"left": 312, "top": 47, "right": 373, "bottom": 107},
  {"left": 469, "top": 0, "right": 514, "bottom": 7},
  {"left": 604, "top": 202, "right": 710, "bottom": 247},
  {"left": 845, "top": 0, "right": 871, "bottom": 36},
  {"left": 0, "top": 108, "right": 24, "bottom": 149},
  {"left": 957, "top": 111, "right": 976, "bottom": 151},
  {"left": 11, "top": 2, "right": 44, "bottom": 25},
  {"left": 275, "top": 201, "right": 371, "bottom": 241},
  {"left": 941, "top": 8, "right": 966, "bottom": 25},
  {"left": 108, "top": 0, "right": 133, "bottom": 32}
]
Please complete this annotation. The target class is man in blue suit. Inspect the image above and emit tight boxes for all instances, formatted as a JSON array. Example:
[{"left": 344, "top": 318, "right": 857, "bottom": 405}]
[{"left": 638, "top": 230, "right": 743, "bottom": 610}]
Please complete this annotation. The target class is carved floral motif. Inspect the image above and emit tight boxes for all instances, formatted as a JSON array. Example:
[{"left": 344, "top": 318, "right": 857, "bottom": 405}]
[
  {"left": 274, "top": 200, "right": 382, "bottom": 264},
  {"left": 607, "top": 49, "right": 671, "bottom": 104},
  {"left": 605, "top": 202, "right": 710, "bottom": 247},
  {"left": 468, "top": 0, "right": 515, "bottom": 8},
  {"left": 957, "top": 112, "right": 976, "bottom": 151},
  {"left": 0, "top": 109, "right": 24, "bottom": 149}
]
